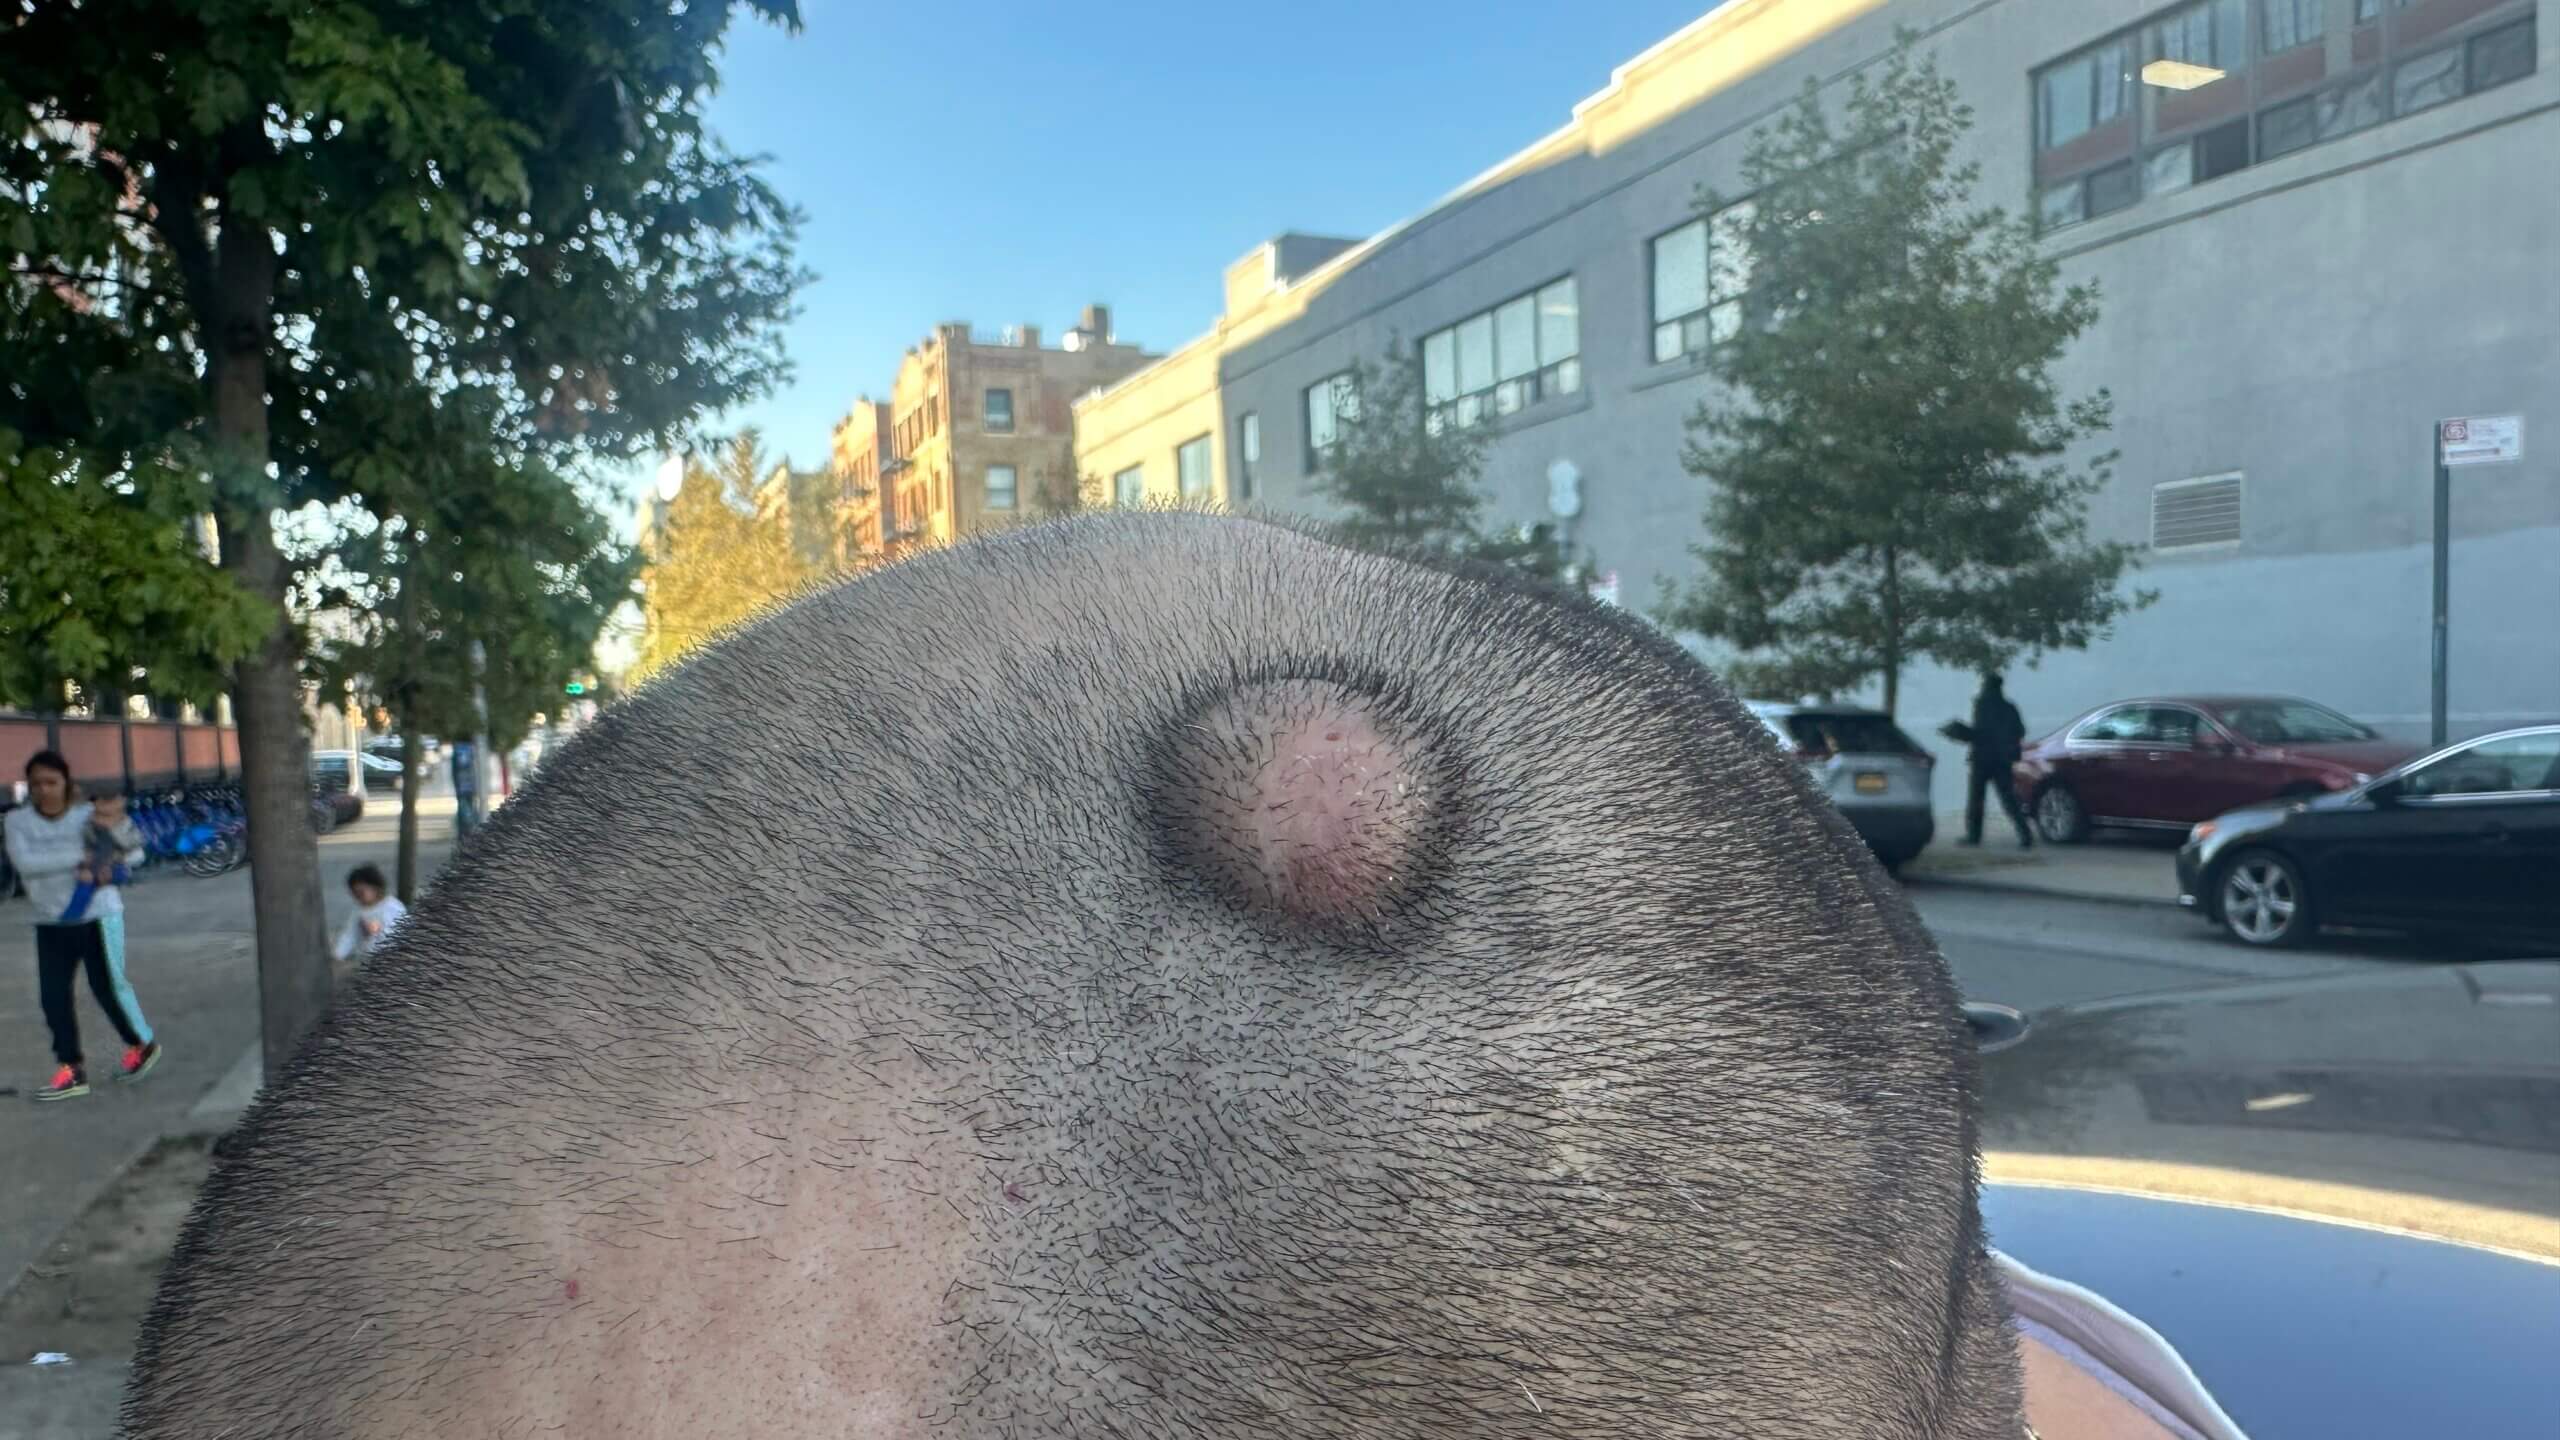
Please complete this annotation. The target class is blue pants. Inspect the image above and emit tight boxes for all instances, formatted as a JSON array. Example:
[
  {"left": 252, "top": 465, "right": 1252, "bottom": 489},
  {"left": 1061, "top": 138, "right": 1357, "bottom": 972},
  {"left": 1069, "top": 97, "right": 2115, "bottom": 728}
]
[{"left": 33, "top": 914, "right": 152, "bottom": 1070}]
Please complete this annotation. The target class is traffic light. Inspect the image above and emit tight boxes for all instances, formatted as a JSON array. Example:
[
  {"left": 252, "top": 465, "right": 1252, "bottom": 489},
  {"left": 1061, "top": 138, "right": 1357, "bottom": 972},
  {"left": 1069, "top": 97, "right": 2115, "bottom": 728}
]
[{"left": 564, "top": 680, "right": 587, "bottom": 696}]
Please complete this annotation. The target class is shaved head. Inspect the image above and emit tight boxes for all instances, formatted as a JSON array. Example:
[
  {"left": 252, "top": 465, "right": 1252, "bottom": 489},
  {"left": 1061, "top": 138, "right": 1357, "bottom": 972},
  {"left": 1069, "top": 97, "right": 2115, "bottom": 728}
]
[{"left": 127, "top": 511, "right": 2019, "bottom": 1437}]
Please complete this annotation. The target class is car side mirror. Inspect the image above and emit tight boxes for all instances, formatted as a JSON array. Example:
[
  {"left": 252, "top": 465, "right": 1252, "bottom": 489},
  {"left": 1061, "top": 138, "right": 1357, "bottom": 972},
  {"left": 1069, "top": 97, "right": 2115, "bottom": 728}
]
[{"left": 2364, "top": 778, "right": 2403, "bottom": 806}]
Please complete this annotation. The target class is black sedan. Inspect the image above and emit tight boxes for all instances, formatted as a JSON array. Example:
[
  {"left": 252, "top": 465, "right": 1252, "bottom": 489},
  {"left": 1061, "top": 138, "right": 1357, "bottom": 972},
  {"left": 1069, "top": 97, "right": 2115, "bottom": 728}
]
[{"left": 2177, "top": 724, "right": 2560, "bottom": 948}]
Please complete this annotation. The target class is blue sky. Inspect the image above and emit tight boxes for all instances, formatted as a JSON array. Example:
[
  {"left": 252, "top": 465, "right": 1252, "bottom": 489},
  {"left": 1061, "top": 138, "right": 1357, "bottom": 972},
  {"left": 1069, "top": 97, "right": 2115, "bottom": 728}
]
[{"left": 687, "top": 0, "right": 1715, "bottom": 480}]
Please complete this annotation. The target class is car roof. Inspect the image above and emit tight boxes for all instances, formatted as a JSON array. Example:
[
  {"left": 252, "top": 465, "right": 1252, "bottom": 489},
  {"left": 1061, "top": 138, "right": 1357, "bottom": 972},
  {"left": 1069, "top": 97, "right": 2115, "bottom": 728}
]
[
  {"left": 1741, "top": 700, "right": 1892, "bottom": 718},
  {"left": 2085, "top": 694, "right": 2331, "bottom": 711}
]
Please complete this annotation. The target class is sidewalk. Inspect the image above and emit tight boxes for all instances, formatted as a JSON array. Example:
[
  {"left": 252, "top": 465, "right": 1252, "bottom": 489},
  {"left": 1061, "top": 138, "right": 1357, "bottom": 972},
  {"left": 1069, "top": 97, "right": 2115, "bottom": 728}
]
[
  {"left": 1901, "top": 813, "right": 2183, "bottom": 907},
  {"left": 1, "top": 804, "right": 456, "bottom": 1436}
]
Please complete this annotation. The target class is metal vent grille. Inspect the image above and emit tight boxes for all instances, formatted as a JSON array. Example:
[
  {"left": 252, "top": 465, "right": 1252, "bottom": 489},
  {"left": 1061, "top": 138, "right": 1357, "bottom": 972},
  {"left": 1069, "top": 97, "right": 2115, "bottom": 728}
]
[{"left": 2152, "top": 474, "right": 2243, "bottom": 550}]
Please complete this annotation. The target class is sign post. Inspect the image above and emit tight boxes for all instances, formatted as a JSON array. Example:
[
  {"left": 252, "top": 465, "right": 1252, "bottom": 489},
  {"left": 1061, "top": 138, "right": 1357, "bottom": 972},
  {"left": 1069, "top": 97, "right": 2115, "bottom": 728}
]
[{"left": 2431, "top": 416, "right": 2524, "bottom": 748}]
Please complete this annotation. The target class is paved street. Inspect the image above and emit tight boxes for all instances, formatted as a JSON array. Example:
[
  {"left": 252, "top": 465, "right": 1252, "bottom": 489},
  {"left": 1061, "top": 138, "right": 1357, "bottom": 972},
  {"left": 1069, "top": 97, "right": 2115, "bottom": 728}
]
[
  {"left": 1906, "top": 881, "right": 2453, "bottom": 1014},
  {"left": 0, "top": 799, "right": 458, "bottom": 1296}
]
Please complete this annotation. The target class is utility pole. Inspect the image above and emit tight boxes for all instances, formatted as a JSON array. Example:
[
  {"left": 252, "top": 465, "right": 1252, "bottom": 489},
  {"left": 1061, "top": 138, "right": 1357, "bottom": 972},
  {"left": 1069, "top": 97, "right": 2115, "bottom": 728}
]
[
  {"left": 2430, "top": 414, "right": 2525, "bottom": 749},
  {"left": 2431, "top": 427, "right": 2450, "bottom": 750}
]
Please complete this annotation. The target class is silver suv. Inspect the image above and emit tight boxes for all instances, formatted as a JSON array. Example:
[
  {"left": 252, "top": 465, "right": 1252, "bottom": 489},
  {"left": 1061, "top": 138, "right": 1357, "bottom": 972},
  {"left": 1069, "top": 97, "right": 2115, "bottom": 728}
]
[{"left": 1745, "top": 702, "right": 1937, "bottom": 873}]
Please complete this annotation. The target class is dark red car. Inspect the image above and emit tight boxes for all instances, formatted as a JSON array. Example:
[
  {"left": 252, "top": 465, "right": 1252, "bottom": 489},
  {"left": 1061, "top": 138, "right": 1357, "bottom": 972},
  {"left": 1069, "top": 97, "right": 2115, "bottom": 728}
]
[{"left": 2011, "top": 695, "right": 2419, "bottom": 843}]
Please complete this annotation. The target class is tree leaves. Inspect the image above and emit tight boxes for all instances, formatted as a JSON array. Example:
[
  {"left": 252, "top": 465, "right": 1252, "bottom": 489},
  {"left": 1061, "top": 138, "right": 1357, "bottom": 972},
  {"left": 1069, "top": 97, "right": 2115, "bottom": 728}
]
[
  {"left": 1306, "top": 345, "right": 1597, "bottom": 588},
  {"left": 1662, "top": 34, "right": 2154, "bottom": 713},
  {"left": 628, "top": 429, "right": 818, "bottom": 685},
  {"left": 0, "top": 441, "right": 271, "bottom": 709}
]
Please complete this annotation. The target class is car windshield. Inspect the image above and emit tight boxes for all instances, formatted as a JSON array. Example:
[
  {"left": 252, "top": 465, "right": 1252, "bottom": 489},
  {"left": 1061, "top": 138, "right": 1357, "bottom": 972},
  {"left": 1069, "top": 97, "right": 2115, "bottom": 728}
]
[
  {"left": 310, "top": 757, "right": 350, "bottom": 783},
  {"left": 2211, "top": 701, "right": 2377, "bottom": 744}
]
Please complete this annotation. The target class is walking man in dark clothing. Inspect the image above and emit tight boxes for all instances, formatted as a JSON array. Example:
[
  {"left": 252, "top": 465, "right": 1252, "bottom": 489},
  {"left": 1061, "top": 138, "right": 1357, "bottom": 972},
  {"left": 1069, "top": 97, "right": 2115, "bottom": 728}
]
[{"left": 1946, "top": 673, "right": 2034, "bottom": 848}]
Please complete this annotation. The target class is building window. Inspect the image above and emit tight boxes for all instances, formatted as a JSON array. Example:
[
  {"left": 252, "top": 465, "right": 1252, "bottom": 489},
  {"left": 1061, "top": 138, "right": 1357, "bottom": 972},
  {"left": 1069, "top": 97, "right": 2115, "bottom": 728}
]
[
  {"left": 1422, "top": 277, "right": 1581, "bottom": 429},
  {"left": 2317, "top": 72, "right": 2388, "bottom": 139},
  {"left": 1113, "top": 464, "right": 1145, "bottom": 508},
  {"left": 2465, "top": 17, "right": 2536, "bottom": 94},
  {"left": 1304, "top": 370, "right": 1359, "bottom": 461},
  {"left": 985, "top": 464, "right": 1017, "bottom": 510},
  {"left": 1651, "top": 203, "right": 1754, "bottom": 366},
  {"left": 2257, "top": 93, "right": 2318, "bottom": 159},
  {"left": 2151, "top": 473, "right": 2243, "bottom": 550},
  {"left": 984, "top": 388, "right": 1014, "bottom": 433},
  {"left": 2037, "top": 38, "right": 2132, "bottom": 151},
  {"left": 2262, "top": 0, "right": 2325, "bottom": 56},
  {"left": 1234, "top": 412, "right": 1260, "bottom": 502},
  {"left": 2391, "top": 43, "right": 2465, "bottom": 113},
  {"left": 1176, "top": 434, "right": 1212, "bottom": 499},
  {"left": 2037, "top": 2, "right": 2536, "bottom": 234},
  {"left": 2148, "top": 0, "right": 2248, "bottom": 73}
]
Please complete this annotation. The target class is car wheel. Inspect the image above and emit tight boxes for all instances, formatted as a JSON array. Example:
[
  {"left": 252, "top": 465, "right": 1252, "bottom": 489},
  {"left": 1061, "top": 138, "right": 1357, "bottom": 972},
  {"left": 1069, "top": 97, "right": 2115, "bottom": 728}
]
[
  {"left": 2218, "top": 849, "right": 2313, "bottom": 948},
  {"left": 2034, "top": 785, "right": 2090, "bottom": 844}
]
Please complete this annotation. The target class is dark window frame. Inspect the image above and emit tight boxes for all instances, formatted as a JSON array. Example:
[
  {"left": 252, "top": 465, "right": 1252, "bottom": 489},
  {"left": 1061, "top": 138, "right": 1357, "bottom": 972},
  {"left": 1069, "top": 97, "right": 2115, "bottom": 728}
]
[
  {"left": 1233, "top": 411, "right": 1260, "bottom": 502},
  {"left": 2032, "top": 0, "right": 2536, "bottom": 234},
  {"left": 1648, "top": 199, "right": 1762, "bottom": 367},
  {"left": 1303, "top": 370, "right": 1360, "bottom": 469},
  {"left": 1174, "top": 433, "right": 1213, "bottom": 500},
  {"left": 1422, "top": 273, "right": 1584, "bottom": 428},
  {"left": 983, "top": 387, "right": 1014, "bottom": 434}
]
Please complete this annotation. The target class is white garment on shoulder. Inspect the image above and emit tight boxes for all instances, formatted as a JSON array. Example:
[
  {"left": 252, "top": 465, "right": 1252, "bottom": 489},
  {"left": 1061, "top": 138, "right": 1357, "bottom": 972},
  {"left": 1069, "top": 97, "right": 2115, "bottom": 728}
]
[{"left": 334, "top": 896, "right": 411, "bottom": 961}]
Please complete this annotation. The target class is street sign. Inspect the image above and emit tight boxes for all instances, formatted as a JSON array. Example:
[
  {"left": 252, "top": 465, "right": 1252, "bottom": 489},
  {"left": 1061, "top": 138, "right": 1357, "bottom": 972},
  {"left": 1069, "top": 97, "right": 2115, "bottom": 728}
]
[{"left": 2439, "top": 415, "right": 2523, "bottom": 467}]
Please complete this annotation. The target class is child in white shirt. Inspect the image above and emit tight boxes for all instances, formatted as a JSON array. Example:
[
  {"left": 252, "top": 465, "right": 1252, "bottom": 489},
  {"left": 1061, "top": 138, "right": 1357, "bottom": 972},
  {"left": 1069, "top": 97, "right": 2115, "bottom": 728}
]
[{"left": 332, "top": 863, "right": 409, "bottom": 964}]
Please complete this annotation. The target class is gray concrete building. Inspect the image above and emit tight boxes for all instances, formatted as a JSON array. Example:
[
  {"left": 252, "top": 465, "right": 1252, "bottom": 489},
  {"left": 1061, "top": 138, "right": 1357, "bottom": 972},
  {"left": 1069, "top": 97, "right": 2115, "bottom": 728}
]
[{"left": 1176, "top": 0, "right": 2554, "bottom": 755}]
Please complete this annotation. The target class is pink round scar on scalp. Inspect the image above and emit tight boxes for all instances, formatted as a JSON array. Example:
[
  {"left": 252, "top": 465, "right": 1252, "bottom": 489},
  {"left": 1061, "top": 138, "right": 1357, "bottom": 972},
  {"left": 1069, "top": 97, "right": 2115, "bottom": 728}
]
[{"left": 1161, "top": 679, "right": 1436, "bottom": 930}]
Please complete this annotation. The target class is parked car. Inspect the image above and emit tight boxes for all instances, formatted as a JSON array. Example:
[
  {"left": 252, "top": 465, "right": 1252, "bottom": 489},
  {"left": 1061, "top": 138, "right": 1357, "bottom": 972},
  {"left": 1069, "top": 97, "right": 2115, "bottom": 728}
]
[
  {"left": 2175, "top": 724, "right": 2560, "bottom": 948},
  {"left": 307, "top": 749, "right": 368, "bottom": 825},
  {"left": 2013, "top": 695, "right": 2417, "bottom": 843},
  {"left": 1746, "top": 702, "right": 1935, "bottom": 872},
  {"left": 358, "top": 738, "right": 423, "bottom": 793}
]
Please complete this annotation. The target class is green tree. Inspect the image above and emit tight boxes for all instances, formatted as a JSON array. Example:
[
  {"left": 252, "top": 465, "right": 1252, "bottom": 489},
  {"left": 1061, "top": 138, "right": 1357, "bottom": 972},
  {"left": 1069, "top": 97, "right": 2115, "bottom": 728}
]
[
  {"left": 308, "top": 422, "right": 636, "bottom": 899},
  {"left": 1307, "top": 345, "right": 1492, "bottom": 553},
  {"left": 631, "top": 431, "right": 816, "bottom": 685},
  {"left": 0, "top": 439, "right": 270, "bottom": 711},
  {"left": 1467, "top": 521, "right": 1602, "bottom": 590},
  {"left": 1310, "top": 345, "right": 1609, "bottom": 591},
  {"left": 1659, "top": 35, "right": 2151, "bottom": 715},
  {"left": 1, "top": 0, "right": 803, "bottom": 1069}
]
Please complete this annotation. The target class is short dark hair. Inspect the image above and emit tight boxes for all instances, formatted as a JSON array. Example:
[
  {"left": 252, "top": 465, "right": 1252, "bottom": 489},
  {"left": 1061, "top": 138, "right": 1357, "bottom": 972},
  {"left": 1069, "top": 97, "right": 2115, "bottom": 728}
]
[
  {"left": 346, "top": 863, "right": 388, "bottom": 893},
  {"left": 123, "top": 512, "right": 2019, "bottom": 1437},
  {"left": 24, "top": 749, "right": 72, "bottom": 783}
]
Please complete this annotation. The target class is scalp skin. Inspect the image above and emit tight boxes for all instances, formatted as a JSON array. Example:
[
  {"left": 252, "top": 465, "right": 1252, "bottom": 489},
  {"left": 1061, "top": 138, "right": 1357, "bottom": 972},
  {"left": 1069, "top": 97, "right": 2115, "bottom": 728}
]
[{"left": 126, "top": 510, "right": 2020, "bottom": 1439}]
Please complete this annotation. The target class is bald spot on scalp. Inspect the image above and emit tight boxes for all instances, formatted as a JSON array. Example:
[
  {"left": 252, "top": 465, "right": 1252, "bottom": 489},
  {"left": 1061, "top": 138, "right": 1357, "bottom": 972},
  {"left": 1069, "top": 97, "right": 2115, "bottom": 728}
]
[{"left": 122, "top": 510, "right": 2021, "bottom": 1439}]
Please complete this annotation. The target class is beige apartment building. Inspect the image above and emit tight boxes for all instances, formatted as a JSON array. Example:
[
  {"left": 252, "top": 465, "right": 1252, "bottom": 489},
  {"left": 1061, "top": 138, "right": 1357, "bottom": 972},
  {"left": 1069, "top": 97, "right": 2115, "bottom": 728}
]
[
  {"left": 1072, "top": 236, "right": 1359, "bottom": 510},
  {"left": 828, "top": 305, "right": 1154, "bottom": 563},
  {"left": 829, "top": 399, "right": 892, "bottom": 570}
]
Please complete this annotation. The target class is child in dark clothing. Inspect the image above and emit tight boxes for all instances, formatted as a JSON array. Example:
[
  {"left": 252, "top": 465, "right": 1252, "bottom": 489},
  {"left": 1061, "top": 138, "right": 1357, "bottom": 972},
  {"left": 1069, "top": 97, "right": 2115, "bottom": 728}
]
[{"left": 60, "top": 793, "right": 134, "bottom": 923}]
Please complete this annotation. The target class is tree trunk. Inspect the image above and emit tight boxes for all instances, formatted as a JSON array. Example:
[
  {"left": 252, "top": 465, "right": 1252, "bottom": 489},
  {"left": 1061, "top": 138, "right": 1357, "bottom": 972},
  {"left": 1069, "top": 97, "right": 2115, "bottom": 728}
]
[
  {"left": 207, "top": 224, "right": 332, "bottom": 1076},
  {"left": 1880, "top": 544, "right": 1902, "bottom": 718},
  {"left": 395, "top": 718, "right": 423, "bottom": 903},
  {"left": 394, "top": 541, "right": 424, "bottom": 902}
]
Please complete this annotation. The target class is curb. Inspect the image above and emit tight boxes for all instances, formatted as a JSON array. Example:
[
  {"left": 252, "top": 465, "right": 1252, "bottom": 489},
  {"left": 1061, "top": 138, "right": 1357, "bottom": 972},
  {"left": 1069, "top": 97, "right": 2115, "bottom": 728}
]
[
  {"left": 1900, "top": 870, "right": 2181, "bottom": 913},
  {"left": 0, "top": 1041, "right": 262, "bottom": 1315}
]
